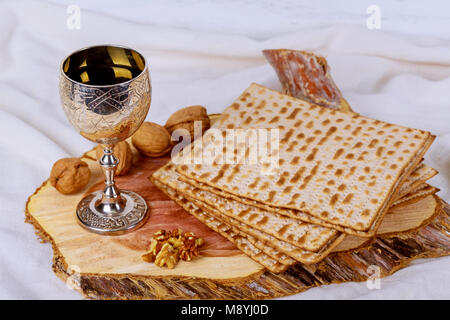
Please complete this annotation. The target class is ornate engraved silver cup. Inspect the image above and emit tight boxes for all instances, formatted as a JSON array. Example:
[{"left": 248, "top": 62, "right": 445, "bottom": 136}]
[{"left": 59, "top": 45, "right": 151, "bottom": 235}]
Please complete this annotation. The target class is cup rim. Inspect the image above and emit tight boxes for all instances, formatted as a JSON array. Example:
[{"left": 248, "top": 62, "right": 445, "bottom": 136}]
[{"left": 60, "top": 44, "right": 148, "bottom": 88}]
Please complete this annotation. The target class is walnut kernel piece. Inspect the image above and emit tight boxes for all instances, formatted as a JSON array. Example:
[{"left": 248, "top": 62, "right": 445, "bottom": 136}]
[
  {"left": 49, "top": 158, "right": 91, "bottom": 194},
  {"left": 179, "top": 244, "right": 199, "bottom": 262},
  {"left": 132, "top": 122, "right": 172, "bottom": 157},
  {"left": 155, "top": 243, "right": 179, "bottom": 269},
  {"left": 95, "top": 141, "right": 133, "bottom": 176}
]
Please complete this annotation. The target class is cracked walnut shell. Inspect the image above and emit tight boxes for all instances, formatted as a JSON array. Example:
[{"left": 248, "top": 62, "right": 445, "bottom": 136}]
[
  {"left": 95, "top": 141, "right": 132, "bottom": 176},
  {"left": 49, "top": 158, "right": 91, "bottom": 194},
  {"left": 132, "top": 122, "right": 172, "bottom": 157}
]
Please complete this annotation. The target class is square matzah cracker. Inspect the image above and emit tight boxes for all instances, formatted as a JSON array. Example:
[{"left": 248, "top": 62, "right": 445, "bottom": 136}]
[
  {"left": 154, "top": 162, "right": 340, "bottom": 253},
  {"left": 176, "top": 84, "right": 434, "bottom": 234}
]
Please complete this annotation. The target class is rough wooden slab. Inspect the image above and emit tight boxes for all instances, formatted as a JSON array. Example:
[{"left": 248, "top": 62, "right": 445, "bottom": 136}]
[{"left": 25, "top": 147, "right": 450, "bottom": 299}]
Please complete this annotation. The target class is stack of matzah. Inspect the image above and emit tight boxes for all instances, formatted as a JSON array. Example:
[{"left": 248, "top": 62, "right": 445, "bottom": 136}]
[{"left": 152, "top": 83, "right": 438, "bottom": 273}]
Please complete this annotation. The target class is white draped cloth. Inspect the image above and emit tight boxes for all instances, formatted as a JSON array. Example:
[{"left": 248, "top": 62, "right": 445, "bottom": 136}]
[{"left": 0, "top": 0, "right": 449, "bottom": 299}]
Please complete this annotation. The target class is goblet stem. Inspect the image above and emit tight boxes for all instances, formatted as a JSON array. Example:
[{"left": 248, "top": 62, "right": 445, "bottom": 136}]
[{"left": 95, "top": 144, "right": 126, "bottom": 215}]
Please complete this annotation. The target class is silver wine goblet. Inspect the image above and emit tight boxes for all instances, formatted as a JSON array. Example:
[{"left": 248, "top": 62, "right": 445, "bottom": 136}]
[{"left": 59, "top": 45, "right": 151, "bottom": 235}]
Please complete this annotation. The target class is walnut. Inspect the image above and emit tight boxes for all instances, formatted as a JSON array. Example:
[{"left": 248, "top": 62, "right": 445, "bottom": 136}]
[
  {"left": 165, "top": 105, "right": 210, "bottom": 142},
  {"left": 49, "top": 158, "right": 91, "bottom": 194},
  {"left": 132, "top": 122, "right": 172, "bottom": 157},
  {"left": 142, "top": 229, "right": 204, "bottom": 268},
  {"left": 154, "top": 243, "right": 179, "bottom": 269},
  {"left": 95, "top": 141, "right": 132, "bottom": 176}
]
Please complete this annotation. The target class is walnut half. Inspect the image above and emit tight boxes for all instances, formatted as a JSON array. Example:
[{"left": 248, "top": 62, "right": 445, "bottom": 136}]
[{"left": 154, "top": 243, "right": 179, "bottom": 269}]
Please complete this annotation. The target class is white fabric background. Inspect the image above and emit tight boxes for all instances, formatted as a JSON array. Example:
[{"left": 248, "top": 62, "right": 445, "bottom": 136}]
[{"left": 0, "top": 0, "right": 449, "bottom": 299}]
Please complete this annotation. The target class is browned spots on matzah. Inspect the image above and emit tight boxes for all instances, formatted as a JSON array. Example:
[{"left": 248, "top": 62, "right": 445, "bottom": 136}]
[
  {"left": 343, "top": 193, "right": 354, "bottom": 204},
  {"left": 248, "top": 177, "right": 260, "bottom": 189},
  {"left": 345, "top": 153, "right": 355, "bottom": 160},
  {"left": 320, "top": 211, "right": 329, "bottom": 218},
  {"left": 266, "top": 190, "right": 276, "bottom": 202},
  {"left": 368, "top": 139, "right": 379, "bottom": 148},
  {"left": 361, "top": 209, "right": 370, "bottom": 217},
  {"left": 352, "top": 126, "right": 362, "bottom": 135},
  {"left": 335, "top": 169, "right": 343, "bottom": 177},
  {"left": 276, "top": 172, "right": 289, "bottom": 186},
  {"left": 345, "top": 166, "right": 357, "bottom": 179},
  {"left": 338, "top": 184, "right": 346, "bottom": 191},
  {"left": 277, "top": 224, "right": 290, "bottom": 236},
  {"left": 211, "top": 164, "right": 229, "bottom": 183},
  {"left": 281, "top": 129, "right": 295, "bottom": 144},
  {"left": 329, "top": 194, "right": 339, "bottom": 207},
  {"left": 257, "top": 117, "right": 266, "bottom": 123},
  {"left": 280, "top": 107, "right": 288, "bottom": 114},
  {"left": 256, "top": 100, "right": 266, "bottom": 110},
  {"left": 290, "top": 156, "right": 300, "bottom": 165},
  {"left": 376, "top": 146, "right": 385, "bottom": 157},
  {"left": 306, "top": 137, "right": 315, "bottom": 144},
  {"left": 290, "top": 166, "right": 306, "bottom": 183},
  {"left": 269, "top": 116, "right": 280, "bottom": 124},
  {"left": 306, "top": 148, "right": 318, "bottom": 161},
  {"left": 286, "top": 141, "right": 298, "bottom": 152},
  {"left": 299, "top": 145, "right": 308, "bottom": 152},
  {"left": 282, "top": 186, "right": 293, "bottom": 194},
  {"left": 199, "top": 172, "right": 211, "bottom": 180},
  {"left": 238, "top": 208, "right": 251, "bottom": 218},
  {"left": 287, "top": 108, "right": 301, "bottom": 120},
  {"left": 256, "top": 216, "right": 269, "bottom": 226},
  {"left": 306, "top": 121, "right": 314, "bottom": 129},
  {"left": 299, "top": 164, "right": 320, "bottom": 190},
  {"left": 243, "top": 116, "right": 252, "bottom": 125},
  {"left": 317, "top": 126, "right": 337, "bottom": 145},
  {"left": 327, "top": 180, "right": 335, "bottom": 186},
  {"left": 291, "top": 120, "right": 302, "bottom": 128},
  {"left": 333, "top": 148, "right": 344, "bottom": 160},
  {"left": 259, "top": 181, "right": 270, "bottom": 191},
  {"left": 227, "top": 166, "right": 240, "bottom": 183}
]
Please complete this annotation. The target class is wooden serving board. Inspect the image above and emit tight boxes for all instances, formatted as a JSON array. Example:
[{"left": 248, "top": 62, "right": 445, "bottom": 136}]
[{"left": 25, "top": 148, "right": 450, "bottom": 299}]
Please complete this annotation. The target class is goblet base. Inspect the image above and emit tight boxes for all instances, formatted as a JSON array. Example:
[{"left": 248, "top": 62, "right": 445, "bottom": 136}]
[{"left": 76, "top": 190, "right": 148, "bottom": 235}]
